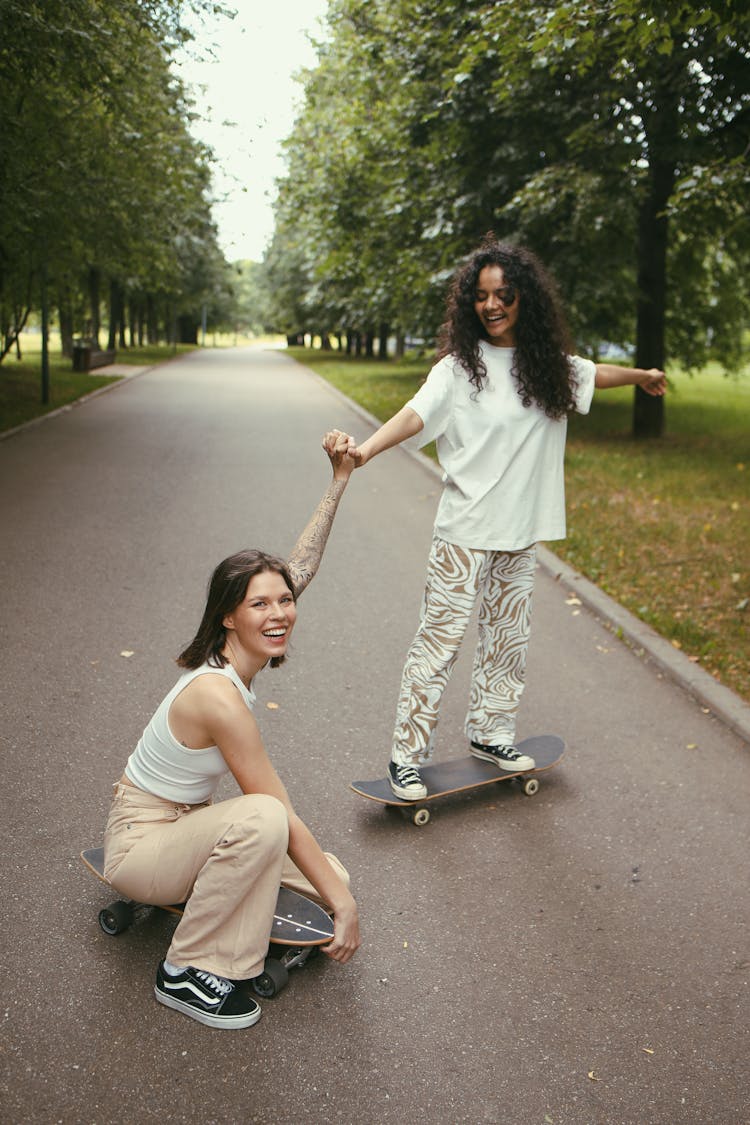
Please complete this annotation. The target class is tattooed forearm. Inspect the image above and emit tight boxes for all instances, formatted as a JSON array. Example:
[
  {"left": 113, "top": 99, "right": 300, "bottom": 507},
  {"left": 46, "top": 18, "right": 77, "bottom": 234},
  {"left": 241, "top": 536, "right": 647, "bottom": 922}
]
[{"left": 287, "top": 479, "right": 348, "bottom": 596}]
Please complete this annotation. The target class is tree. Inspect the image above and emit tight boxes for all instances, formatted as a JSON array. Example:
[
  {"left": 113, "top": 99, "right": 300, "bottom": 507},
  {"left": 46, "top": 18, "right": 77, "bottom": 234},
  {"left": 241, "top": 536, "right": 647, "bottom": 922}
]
[
  {"left": 0, "top": 0, "right": 232, "bottom": 372},
  {"left": 426, "top": 0, "right": 750, "bottom": 434},
  {"left": 269, "top": 0, "right": 749, "bottom": 436}
]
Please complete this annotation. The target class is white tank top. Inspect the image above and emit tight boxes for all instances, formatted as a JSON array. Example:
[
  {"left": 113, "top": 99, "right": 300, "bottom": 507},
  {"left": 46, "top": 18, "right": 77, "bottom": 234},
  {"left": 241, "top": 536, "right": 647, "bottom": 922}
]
[{"left": 124, "top": 662, "right": 256, "bottom": 804}]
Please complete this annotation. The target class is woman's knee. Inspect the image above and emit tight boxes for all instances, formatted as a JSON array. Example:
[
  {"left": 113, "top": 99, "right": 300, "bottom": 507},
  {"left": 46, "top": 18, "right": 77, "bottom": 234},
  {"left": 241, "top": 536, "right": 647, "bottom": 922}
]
[
  {"left": 234, "top": 793, "right": 289, "bottom": 853},
  {"left": 325, "top": 852, "right": 351, "bottom": 889}
]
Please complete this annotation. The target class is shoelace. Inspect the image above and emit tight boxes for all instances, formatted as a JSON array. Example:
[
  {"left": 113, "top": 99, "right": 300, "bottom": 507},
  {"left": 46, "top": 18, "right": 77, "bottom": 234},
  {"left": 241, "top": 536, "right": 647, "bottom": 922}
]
[
  {"left": 195, "top": 970, "right": 233, "bottom": 996},
  {"left": 396, "top": 764, "right": 422, "bottom": 784}
]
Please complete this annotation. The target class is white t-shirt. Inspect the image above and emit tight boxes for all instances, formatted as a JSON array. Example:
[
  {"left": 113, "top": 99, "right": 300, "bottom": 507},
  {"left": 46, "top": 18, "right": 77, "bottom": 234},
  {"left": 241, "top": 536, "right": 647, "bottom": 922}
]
[
  {"left": 407, "top": 343, "right": 596, "bottom": 551},
  {"left": 124, "top": 662, "right": 255, "bottom": 804}
]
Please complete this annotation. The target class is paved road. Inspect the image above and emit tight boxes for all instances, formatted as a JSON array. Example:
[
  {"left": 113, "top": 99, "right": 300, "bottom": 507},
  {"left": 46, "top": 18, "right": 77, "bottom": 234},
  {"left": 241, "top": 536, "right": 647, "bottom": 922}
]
[{"left": 1, "top": 348, "right": 747, "bottom": 1124}]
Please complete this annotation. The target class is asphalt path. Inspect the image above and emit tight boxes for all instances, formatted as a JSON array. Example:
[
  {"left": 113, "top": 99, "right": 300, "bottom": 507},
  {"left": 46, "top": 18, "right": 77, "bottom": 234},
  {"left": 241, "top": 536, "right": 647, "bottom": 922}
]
[{"left": 1, "top": 347, "right": 747, "bottom": 1124}]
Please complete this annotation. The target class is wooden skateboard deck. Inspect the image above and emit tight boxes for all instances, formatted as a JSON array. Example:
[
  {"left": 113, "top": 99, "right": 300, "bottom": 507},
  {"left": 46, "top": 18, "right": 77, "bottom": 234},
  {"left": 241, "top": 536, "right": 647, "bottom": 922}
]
[
  {"left": 81, "top": 846, "right": 334, "bottom": 996},
  {"left": 351, "top": 734, "right": 564, "bottom": 825},
  {"left": 82, "top": 846, "right": 333, "bottom": 945}
]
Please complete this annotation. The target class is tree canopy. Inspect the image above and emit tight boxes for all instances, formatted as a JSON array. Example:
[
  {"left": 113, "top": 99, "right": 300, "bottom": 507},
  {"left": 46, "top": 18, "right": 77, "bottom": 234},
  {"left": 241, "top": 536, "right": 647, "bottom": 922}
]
[
  {"left": 266, "top": 0, "right": 749, "bottom": 435},
  {"left": 0, "top": 0, "right": 235, "bottom": 361}
]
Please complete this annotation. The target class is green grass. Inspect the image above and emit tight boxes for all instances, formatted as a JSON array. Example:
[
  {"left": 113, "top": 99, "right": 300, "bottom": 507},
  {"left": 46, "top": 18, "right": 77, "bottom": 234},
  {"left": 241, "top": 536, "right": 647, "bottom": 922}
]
[{"left": 290, "top": 347, "right": 750, "bottom": 703}]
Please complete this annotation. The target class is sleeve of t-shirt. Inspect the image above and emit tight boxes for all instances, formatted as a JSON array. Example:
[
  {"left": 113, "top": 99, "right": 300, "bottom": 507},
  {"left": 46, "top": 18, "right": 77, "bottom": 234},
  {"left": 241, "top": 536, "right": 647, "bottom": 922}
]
[
  {"left": 570, "top": 356, "right": 596, "bottom": 415},
  {"left": 405, "top": 357, "right": 455, "bottom": 447}
]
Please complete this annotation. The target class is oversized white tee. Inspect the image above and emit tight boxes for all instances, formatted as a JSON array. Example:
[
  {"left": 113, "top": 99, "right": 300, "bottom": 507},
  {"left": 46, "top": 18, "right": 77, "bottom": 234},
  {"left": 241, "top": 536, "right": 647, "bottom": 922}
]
[{"left": 406, "top": 342, "right": 596, "bottom": 551}]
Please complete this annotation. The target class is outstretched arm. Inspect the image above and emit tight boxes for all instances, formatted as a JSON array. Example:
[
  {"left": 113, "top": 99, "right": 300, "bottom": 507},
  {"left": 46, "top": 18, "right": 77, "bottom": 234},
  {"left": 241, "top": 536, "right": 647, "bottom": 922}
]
[
  {"left": 286, "top": 430, "right": 354, "bottom": 597},
  {"left": 595, "top": 364, "right": 667, "bottom": 396},
  {"left": 342, "top": 405, "right": 424, "bottom": 467}
]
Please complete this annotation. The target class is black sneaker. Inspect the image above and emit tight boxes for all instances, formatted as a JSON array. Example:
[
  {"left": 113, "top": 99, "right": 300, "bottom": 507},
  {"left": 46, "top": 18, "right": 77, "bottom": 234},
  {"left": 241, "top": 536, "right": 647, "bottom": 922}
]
[
  {"left": 155, "top": 961, "right": 262, "bottom": 1029},
  {"left": 388, "top": 760, "right": 428, "bottom": 800},
  {"left": 470, "top": 741, "right": 536, "bottom": 772}
]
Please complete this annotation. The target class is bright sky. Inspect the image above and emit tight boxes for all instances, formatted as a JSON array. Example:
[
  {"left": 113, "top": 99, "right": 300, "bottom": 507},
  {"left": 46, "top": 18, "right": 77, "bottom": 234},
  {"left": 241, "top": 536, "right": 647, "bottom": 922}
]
[{"left": 174, "top": 0, "right": 330, "bottom": 262}]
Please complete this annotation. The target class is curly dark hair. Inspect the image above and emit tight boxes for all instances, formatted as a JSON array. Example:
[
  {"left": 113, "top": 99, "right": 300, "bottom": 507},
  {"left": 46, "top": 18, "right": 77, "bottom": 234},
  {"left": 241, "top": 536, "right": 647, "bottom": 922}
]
[
  {"left": 177, "top": 549, "right": 296, "bottom": 671},
  {"left": 436, "top": 236, "right": 577, "bottom": 419}
]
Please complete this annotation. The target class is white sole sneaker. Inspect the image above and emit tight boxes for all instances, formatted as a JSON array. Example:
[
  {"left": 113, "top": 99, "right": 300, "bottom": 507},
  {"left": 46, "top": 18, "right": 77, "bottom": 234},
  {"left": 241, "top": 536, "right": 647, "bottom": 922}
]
[
  {"left": 470, "top": 744, "right": 536, "bottom": 772},
  {"left": 388, "top": 762, "right": 427, "bottom": 800}
]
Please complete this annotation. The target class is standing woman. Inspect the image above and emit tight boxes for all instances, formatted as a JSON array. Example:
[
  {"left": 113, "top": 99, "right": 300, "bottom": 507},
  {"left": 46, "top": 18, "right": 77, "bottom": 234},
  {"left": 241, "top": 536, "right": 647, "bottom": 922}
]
[
  {"left": 337, "top": 236, "right": 666, "bottom": 800},
  {"left": 102, "top": 433, "right": 360, "bottom": 1030}
]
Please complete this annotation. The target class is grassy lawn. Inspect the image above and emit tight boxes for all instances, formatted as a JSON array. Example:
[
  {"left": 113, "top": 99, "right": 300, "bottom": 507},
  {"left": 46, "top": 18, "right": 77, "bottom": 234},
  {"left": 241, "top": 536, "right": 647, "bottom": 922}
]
[{"left": 288, "top": 347, "right": 750, "bottom": 704}]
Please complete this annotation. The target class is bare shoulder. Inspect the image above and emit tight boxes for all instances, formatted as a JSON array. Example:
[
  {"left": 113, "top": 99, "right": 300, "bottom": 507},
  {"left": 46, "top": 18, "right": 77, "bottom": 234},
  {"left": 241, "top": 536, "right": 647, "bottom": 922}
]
[{"left": 174, "top": 670, "right": 248, "bottom": 716}]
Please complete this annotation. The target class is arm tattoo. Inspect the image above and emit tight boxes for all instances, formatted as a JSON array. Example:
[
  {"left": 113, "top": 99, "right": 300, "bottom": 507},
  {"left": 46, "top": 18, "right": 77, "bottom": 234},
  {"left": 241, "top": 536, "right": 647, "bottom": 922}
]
[{"left": 287, "top": 479, "right": 348, "bottom": 597}]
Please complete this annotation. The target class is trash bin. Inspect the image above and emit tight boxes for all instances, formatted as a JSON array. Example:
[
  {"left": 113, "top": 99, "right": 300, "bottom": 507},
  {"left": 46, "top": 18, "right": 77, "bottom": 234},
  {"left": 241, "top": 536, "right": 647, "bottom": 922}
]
[{"left": 72, "top": 342, "right": 92, "bottom": 372}]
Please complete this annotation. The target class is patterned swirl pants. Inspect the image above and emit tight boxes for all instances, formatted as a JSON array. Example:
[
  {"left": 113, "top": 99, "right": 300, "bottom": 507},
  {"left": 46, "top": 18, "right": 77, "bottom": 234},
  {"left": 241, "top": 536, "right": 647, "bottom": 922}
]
[{"left": 391, "top": 537, "right": 537, "bottom": 765}]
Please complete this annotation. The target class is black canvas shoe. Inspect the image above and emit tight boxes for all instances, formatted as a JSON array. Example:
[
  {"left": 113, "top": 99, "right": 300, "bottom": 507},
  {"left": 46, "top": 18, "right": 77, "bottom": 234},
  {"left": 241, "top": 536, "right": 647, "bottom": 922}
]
[
  {"left": 388, "top": 760, "right": 428, "bottom": 800},
  {"left": 155, "top": 962, "right": 261, "bottom": 1029},
  {"left": 470, "top": 741, "right": 536, "bottom": 772}
]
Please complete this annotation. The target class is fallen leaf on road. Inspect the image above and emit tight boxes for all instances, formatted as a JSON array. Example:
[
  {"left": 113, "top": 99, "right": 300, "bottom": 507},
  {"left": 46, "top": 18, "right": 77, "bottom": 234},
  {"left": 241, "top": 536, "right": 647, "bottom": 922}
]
[
  {"left": 565, "top": 595, "right": 582, "bottom": 606},
  {"left": 587, "top": 1070, "right": 600, "bottom": 1082},
  {"left": 266, "top": 701, "right": 279, "bottom": 710},
  {"left": 120, "top": 650, "right": 134, "bottom": 658},
  {"left": 642, "top": 1047, "right": 654, "bottom": 1055}
]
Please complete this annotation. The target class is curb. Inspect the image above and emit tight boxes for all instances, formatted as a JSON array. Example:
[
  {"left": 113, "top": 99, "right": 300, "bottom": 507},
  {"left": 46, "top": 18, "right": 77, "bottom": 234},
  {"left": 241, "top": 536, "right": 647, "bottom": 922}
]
[{"left": 306, "top": 363, "right": 750, "bottom": 747}]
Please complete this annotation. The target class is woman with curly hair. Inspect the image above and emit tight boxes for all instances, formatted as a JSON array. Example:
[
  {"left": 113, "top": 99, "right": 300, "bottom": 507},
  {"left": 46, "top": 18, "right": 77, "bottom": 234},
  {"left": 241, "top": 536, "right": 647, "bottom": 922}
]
[{"left": 335, "top": 236, "right": 666, "bottom": 800}]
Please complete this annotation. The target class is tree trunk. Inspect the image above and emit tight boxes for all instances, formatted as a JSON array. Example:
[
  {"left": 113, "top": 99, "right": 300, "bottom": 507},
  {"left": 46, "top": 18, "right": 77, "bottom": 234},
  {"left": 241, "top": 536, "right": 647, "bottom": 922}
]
[
  {"left": 364, "top": 330, "right": 375, "bottom": 358},
  {"left": 378, "top": 322, "right": 389, "bottom": 359},
  {"left": 107, "top": 278, "right": 124, "bottom": 350},
  {"left": 146, "top": 294, "right": 159, "bottom": 344},
  {"left": 633, "top": 75, "right": 680, "bottom": 439},
  {"left": 88, "top": 266, "right": 101, "bottom": 348},
  {"left": 58, "top": 293, "right": 74, "bottom": 358},
  {"left": 177, "top": 313, "right": 197, "bottom": 344}
]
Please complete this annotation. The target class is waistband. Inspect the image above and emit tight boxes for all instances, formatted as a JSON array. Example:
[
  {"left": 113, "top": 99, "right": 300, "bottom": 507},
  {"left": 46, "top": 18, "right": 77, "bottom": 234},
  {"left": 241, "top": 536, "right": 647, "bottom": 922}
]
[{"left": 111, "top": 781, "right": 212, "bottom": 811}]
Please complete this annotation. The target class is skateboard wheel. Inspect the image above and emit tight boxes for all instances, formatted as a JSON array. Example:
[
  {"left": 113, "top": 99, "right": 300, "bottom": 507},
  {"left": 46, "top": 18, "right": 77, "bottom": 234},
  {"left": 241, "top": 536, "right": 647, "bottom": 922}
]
[
  {"left": 412, "top": 808, "right": 430, "bottom": 826},
  {"left": 98, "top": 900, "right": 134, "bottom": 936},
  {"left": 522, "top": 777, "right": 540, "bottom": 797},
  {"left": 251, "top": 958, "right": 289, "bottom": 999}
]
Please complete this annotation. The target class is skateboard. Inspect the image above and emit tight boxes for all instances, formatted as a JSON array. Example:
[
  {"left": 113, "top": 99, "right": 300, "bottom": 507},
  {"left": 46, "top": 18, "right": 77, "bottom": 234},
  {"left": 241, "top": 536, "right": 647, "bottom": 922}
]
[
  {"left": 351, "top": 734, "right": 564, "bottom": 826},
  {"left": 81, "top": 846, "right": 334, "bottom": 997}
]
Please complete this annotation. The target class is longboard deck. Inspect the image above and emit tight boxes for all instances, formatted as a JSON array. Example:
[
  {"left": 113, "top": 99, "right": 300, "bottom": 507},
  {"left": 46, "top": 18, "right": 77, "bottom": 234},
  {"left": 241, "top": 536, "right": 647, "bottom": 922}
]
[
  {"left": 351, "top": 734, "right": 564, "bottom": 818},
  {"left": 81, "top": 847, "right": 334, "bottom": 946}
]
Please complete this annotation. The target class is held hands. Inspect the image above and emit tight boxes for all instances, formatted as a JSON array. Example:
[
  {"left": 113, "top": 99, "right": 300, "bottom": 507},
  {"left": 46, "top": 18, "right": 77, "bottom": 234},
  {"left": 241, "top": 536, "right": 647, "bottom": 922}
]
[
  {"left": 322, "top": 429, "right": 363, "bottom": 476},
  {"left": 638, "top": 368, "right": 667, "bottom": 397}
]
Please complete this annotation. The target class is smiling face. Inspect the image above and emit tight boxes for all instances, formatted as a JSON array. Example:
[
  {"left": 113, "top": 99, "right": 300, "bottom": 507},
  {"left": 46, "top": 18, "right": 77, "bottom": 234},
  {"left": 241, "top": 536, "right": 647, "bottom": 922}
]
[
  {"left": 474, "top": 264, "right": 520, "bottom": 347},
  {"left": 222, "top": 569, "right": 297, "bottom": 668}
]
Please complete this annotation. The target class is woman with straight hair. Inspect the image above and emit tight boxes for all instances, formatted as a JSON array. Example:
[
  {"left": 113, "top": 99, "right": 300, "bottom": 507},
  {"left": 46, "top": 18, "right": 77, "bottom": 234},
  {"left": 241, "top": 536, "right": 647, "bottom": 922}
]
[
  {"left": 102, "top": 433, "right": 360, "bottom": 1030},
  {"left": 331, "top": 236, "right": 666, "bottom": 800}
]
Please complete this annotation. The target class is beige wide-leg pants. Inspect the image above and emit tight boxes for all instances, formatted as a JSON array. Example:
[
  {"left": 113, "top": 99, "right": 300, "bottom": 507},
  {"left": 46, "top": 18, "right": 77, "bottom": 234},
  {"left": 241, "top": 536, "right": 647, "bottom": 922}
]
[
  {"left": 103, "top": 783, "right": 349, "bottom": 980},
  {"left": 392, "top": 537, "right": 537, "bottom": 765}
]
